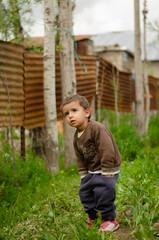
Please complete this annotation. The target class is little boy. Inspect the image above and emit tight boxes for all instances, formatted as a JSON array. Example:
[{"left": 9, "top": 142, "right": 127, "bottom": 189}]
[{"left": 61, "top": 95, "right": 121, "bottom": 233}]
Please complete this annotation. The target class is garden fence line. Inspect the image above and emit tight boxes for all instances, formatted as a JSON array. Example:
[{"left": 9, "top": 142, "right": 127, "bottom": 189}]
[{"left": 0, "top": 40, "right": 159, "bottom": 129}]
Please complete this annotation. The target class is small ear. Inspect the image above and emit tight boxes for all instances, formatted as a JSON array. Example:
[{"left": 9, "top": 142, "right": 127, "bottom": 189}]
[{"left": 85, "top": 108, "right": 91, "bottom": 117}]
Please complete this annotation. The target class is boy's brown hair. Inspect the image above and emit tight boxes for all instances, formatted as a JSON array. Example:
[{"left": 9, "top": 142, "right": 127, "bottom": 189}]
[{"left": 60, "top": 95, "right": 91, "bottom": 119}]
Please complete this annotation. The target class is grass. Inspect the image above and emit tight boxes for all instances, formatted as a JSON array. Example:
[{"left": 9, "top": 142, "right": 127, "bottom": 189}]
[
  {"left": 0, "top": 113, "right": 159, "bottom": 239},
  {"left": 116, "top": 151, "right": 159, "bottom": 239}
]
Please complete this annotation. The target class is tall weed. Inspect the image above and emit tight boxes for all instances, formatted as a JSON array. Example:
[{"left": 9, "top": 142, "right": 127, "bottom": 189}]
[
  {"left": 148, "top": 114, "right": 159, "bottom": 147},
  {"left": 97, "top": 109, "right": 144, "bottom": 161},
  {"left": 116, "top": 152, "right": 159, "bottom": 239},
  {"left": 1, "top": 111, "right": 159, "bottom": 239},
  {"left": 111, "top": 123, "right": 144, "bottom": 161}
]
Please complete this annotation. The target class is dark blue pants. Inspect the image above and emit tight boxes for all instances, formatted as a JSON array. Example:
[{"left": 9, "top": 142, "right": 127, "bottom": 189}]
[{"left": 79, "top": 173, "right": 119, "bottom": 220}]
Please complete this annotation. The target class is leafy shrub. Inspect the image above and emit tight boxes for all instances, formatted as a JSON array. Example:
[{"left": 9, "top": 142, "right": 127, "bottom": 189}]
[
  {"left": 111, "top": 123, "right": 144, "bottom": 161},
  {"left": 97, "top": 109, "right": 144, "bottom": 161},
  {"left": 97, "top": 109, "right": 134, "bottom": 128},
  {"left": 148, "top": 114, "right": 159, "bottom": 147}
]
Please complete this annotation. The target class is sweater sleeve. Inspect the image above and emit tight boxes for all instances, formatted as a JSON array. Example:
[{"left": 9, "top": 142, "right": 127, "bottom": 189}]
[
  {"left": 73, "top": 141, "right": 88, "bottom": 177},
  {"left": 93, "top": 127, "right": 116, "bottom": 174}
]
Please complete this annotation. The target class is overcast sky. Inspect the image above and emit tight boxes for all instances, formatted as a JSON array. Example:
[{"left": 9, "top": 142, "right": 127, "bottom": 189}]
[{"left": 30, "top": 0, "right": 159, "bottom": 37}]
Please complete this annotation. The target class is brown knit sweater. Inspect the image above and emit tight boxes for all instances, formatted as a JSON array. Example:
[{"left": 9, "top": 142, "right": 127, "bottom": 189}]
[{"left": 73, "top": 120, "right": 122, "bottom": 177}]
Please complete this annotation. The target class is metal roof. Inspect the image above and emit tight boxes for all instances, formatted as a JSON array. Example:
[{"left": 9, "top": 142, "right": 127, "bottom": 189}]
[
  {"left": 91, "top": 31, "right": 159, "bottom": 61},
  {"left": 75, "top": 35, "right": 92, "bottom": 41},
  {"left": 24, "top": 31, "right": 159, "bottom": 61},
  {"left": 147, "top": 41, "right": 159, "bottom": 61}
]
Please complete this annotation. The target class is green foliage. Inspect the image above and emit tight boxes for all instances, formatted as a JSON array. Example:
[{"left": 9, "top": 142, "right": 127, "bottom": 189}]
[
  {"left": 116, "top": 152, "right": 159, "bottom": 239},
  {"left": 98, "top": 109, "right": 145, "bottom": 161},
  {"left": 11, "top": 128, "right": 20, "bottom": 140},
  {"left": 56, "top": 44, "right": 63, "bottom": 53},
  {"left": 97, "top": 108, "right": 117, "bottom": 126},
  {"left": 97, "top": 108, "right": 134, "bottom": 128},
  {"left": 111, "top": 123, "right": 144, "bottom": 161},
  {"left": 25, "top": 45, "right": 44, "bottom": 53},
  {"left": 0, "top": 111, "right": 159, "bottom": 239},
  {"left": 0, "top": 0, "right": 39, "bottom": 42},
  {"left": 148, "top": 114, "right": 159, "bottom": 147},
  {"left": 1, "top": 144, "right": 158, "bottom": 239}
]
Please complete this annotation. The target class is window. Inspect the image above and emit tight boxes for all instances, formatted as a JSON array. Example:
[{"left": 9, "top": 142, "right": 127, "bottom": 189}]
[{"left": 123, "top": 52, "right": 128, "bottom": 62}]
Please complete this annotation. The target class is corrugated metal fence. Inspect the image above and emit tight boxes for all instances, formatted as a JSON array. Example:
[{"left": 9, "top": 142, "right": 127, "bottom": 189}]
[
  {"left": 98, "top": 57, "right": 159, "bottom": 112},
  {"left": 24, "top": 53, "right": 96, "bottom": 129},
  {"left": 0, "top": 40, "right": 24, "bottom": 127},
  {"left": 0, "top": 40, "right": 159, "bottom": 130},
  {"left": 0, "top": 40, "right": 97, "bottom": 129},
  {"left": 24, "top": 52, "right": 45, "bottom": 129},
  {"left": 148, "top": 75, "right": 159, "bottom": 110},
  {"left": 98, "top": 57, "right": 132, "bottom": 112}
]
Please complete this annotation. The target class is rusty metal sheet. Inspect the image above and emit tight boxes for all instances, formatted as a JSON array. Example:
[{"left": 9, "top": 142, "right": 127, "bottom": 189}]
[
  {"left": 0, "top": 40, "right": 24, "bottom": 127},
  {"left": 23, "top": 51, "right": 45, "bottom": 129},
  {"left": 75, "top": 55, "right": 96, "bottom": 105},
  {"left": 55, "top": 54, "right": 97, "bottom": 120},
  {"left": 131, "top": 75, "right": 159, "bottom": 111},
  {"left": 2, "top": 40, "right": 159, "bottom": 130},
  {"left": 97, "top": 57, "right": 132, "bottom": 112},
  {"left": 148, "top": 76, "right": 159, "bottom": 110}
]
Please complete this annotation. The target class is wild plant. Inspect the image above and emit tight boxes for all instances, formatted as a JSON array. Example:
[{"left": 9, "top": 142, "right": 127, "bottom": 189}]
[
  {"left": 148, "top": 114, "right": 159, "bottom": 147},
  {"left": 116, "top": 153, "right": 159, "bottom": 239}
]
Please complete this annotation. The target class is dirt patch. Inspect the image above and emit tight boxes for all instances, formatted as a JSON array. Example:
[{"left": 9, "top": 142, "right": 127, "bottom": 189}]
[
  {"left": 113, "top": 225, "right": 134, "bottom": 240},
  {"left": 112, "top": 212, "right": 134, "bottom": 240}
]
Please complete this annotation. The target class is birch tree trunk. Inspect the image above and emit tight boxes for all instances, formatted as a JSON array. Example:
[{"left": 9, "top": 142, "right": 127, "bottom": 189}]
[
  {"left": 143, "top": 0, "right": 150, "bottom": 133},
  {"left": 59, "top": 0, "right": 76, "bottom": 167},
  {"left": 134, "top": 0, "right": 144, "bottom": 135},
  {"left": 43, "top": 0, "right": 59, "bottom": 174}
]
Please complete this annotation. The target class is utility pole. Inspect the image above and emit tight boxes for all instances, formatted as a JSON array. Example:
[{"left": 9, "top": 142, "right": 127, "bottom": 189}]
[
  {"left": 134, "top": 0, "right": 144, "bottom": 135},
  {"left": 143, "top": 0, "right": 150, "bottom": 133}
]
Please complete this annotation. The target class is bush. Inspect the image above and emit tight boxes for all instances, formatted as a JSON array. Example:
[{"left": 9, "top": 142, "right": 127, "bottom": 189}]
[
  {"left": 111, "top": 123, "right": 144, "bottom": 161},
  {"left": 148, "top": 114, "right": 159, "bottom": 148}
]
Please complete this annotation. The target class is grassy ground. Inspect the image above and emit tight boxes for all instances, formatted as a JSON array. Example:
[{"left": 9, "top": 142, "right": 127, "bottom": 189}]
[
  {"left": 0, "top": 148, "right": 158, "bottom": 240},
  {"left": 0, "top": 113, "right": 159, "bottom": 239}
]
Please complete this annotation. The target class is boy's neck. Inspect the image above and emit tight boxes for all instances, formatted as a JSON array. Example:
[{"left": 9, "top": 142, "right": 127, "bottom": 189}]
[{"left": 77, "top": 119, "right": 89, "bottom": 132}]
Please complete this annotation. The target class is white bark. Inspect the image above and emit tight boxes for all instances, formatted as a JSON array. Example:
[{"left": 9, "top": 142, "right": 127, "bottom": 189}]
[
  {"left": 59, "top": 0, "right": 76, "bottom": 167},
  {"left": 143, "top": 0, "right": 150, "bottom": 133},
  {"left": 134, "top": 0, "right": 144, "bottom": 135},
  {"left": 43, "top": 0, "right": 59, "bottom": 174}
]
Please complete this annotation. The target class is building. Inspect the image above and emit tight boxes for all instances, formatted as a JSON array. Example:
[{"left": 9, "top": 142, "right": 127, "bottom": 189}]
[
  {"left": 24, "top": 31, "right": 159, "bottom": 77},
  {"left": 94, "top": 44, "right": 134, "bottom": 73},
  {"left": 24, "top": 35, "right": 94, "bottom": 56},
  {"left": 74, "top": 35, "right": 94, "bottom": 55},
  {"left": 91, "top": 30, "right": 159, "bottom": 77}
]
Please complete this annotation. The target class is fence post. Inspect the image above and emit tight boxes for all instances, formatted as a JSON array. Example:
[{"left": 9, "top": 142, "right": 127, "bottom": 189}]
[{"left": 21, "top": 126, "right": 25, "bottom": 160}]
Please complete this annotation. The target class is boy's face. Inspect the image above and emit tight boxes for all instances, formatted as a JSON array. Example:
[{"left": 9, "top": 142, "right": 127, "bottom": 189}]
[{"left": 62, "top": 100, "right": 90, "bottom": 131}]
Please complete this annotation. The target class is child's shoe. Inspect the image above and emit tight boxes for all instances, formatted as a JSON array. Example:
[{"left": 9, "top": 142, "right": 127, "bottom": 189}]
[
  {"left": 86, "top": 218, "right": 96, "bottom": 227},
  {"left": 98, "top": 219, "right": 119, "bottom": 233}
]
